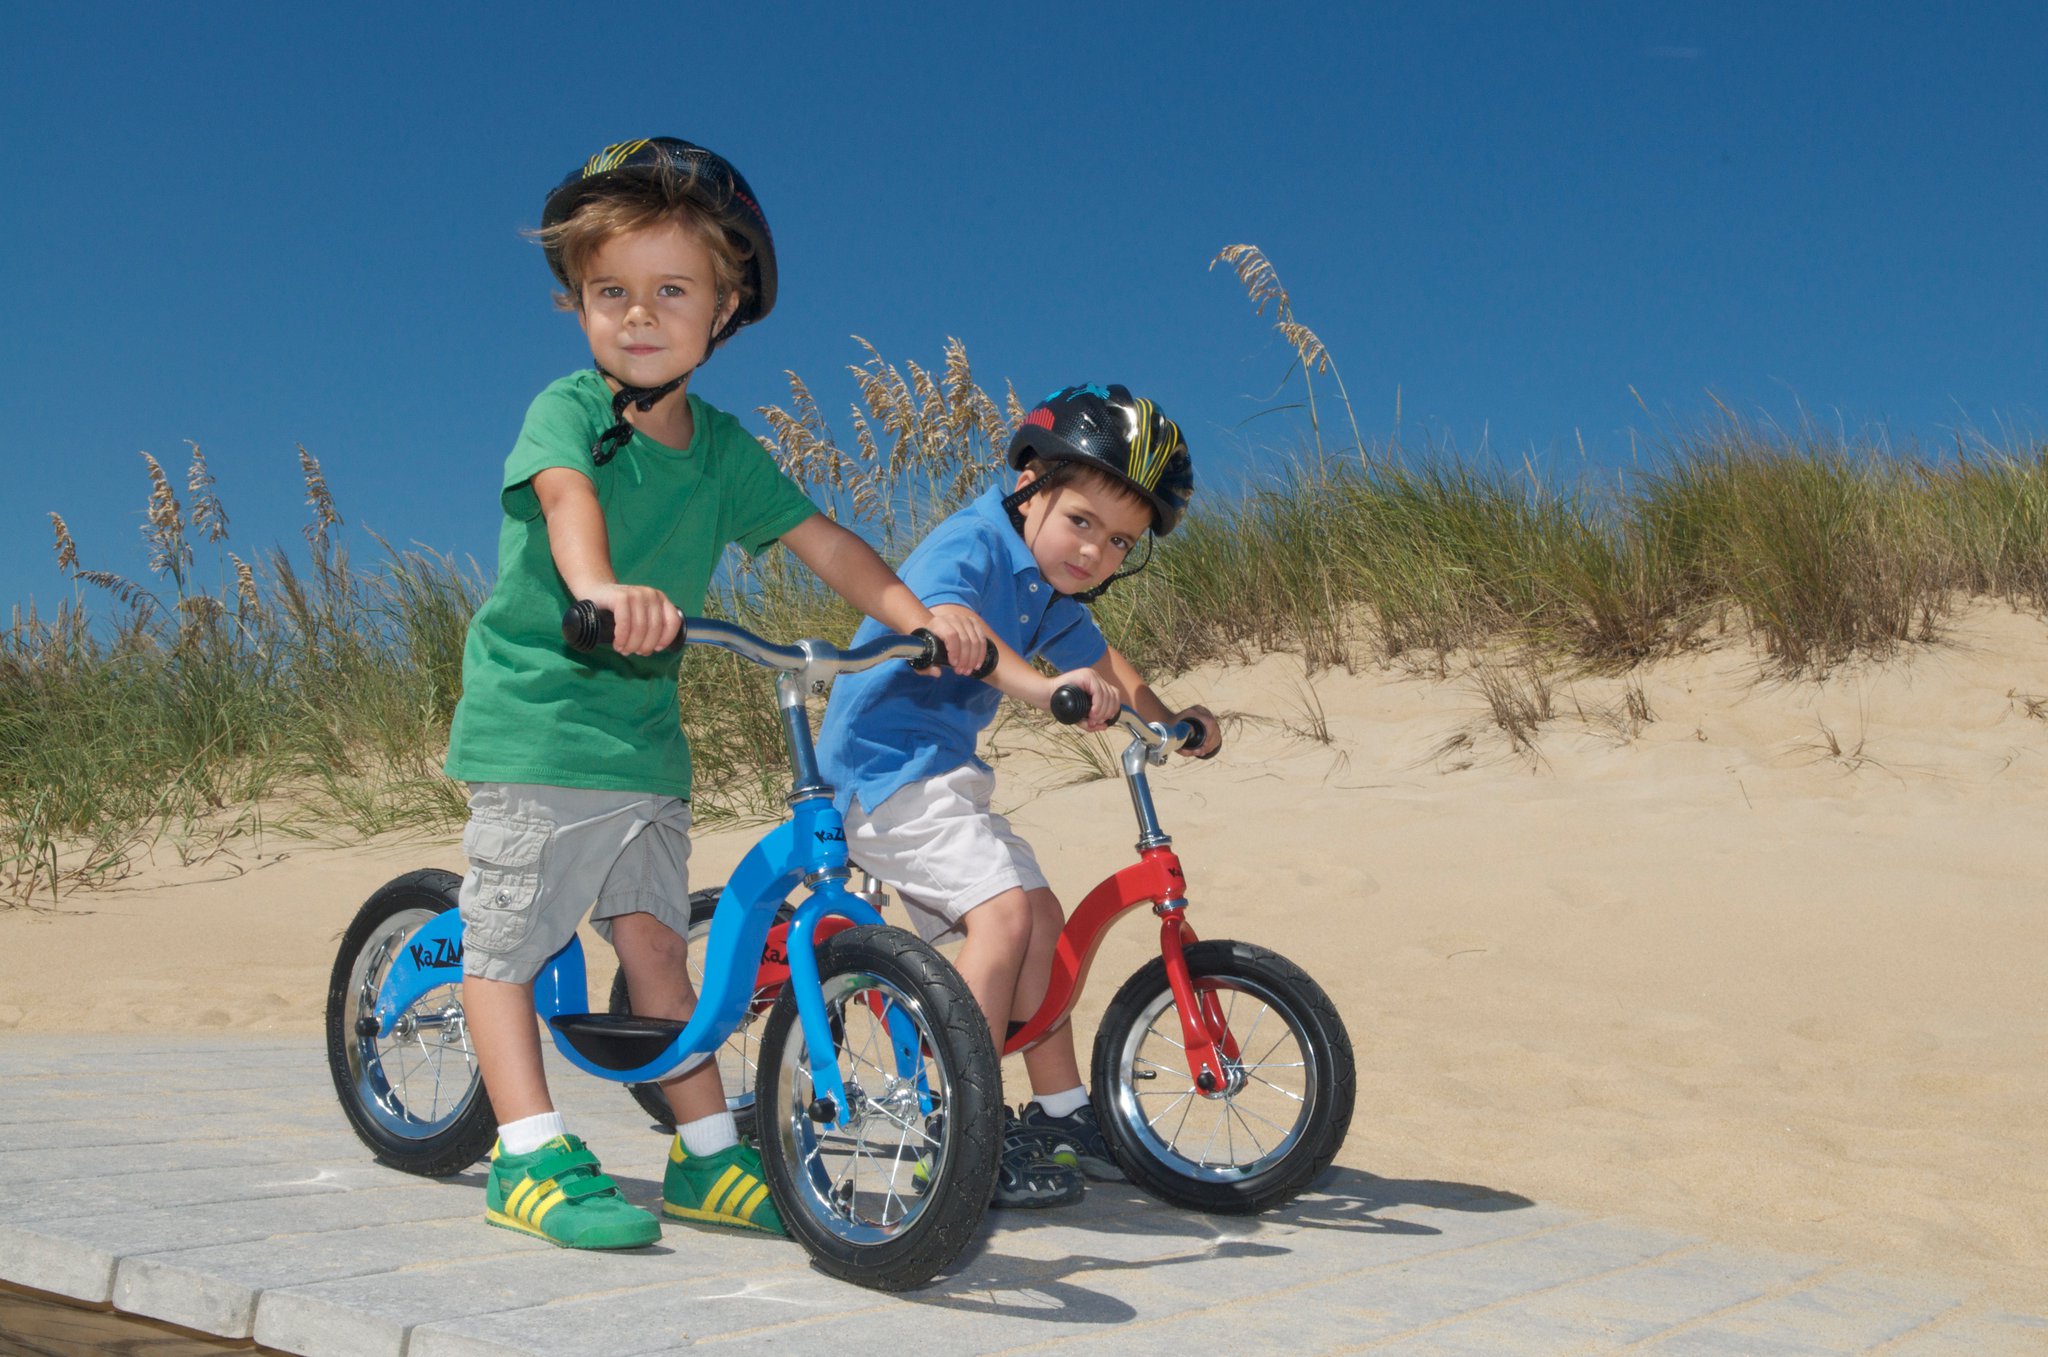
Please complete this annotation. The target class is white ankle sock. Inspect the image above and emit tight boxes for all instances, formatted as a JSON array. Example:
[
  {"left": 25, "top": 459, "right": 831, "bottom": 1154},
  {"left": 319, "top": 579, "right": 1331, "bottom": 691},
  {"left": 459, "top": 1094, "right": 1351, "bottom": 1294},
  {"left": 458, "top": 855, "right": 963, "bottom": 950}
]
[
  {"left": 1033, "top": 1085, "right": 1089, "bottom": 1118},
  {"left": 677, "top": 1111, "right": 739, "bottom": 1157},
  {"left": 498, "top": 1111, "right": 567, "bottom": 1155}
]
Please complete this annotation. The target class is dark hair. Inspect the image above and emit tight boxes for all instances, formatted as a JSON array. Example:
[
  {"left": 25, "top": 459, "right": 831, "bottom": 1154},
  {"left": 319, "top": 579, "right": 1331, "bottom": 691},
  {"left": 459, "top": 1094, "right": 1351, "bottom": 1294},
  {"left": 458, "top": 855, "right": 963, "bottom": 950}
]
[{"left": 1018, "top": 456, "right": 1152, "bottom": 519}]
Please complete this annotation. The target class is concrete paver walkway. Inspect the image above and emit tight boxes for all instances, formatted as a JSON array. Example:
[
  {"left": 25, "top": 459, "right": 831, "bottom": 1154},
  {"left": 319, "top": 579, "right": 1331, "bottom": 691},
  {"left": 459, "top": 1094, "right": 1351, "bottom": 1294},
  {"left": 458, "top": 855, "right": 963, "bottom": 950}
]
[{"left": 1, "top": 1035, "right": 2041, "bottom": 1355}]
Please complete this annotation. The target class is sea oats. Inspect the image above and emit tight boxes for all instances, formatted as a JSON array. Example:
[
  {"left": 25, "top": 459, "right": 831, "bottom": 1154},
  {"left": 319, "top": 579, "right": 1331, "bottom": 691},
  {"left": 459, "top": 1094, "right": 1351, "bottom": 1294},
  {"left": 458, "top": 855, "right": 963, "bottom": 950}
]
[
  {"left": 1212, "top": 244, "right": 1290, "bottom": 319},
  {"left": 228, "top": 552, "right": 261, "bottom": 615},
  {"left": 186, "top": 441, "right": 230, "bottom": 543},
  {"left": 49, "top": 513, "right": 78, "bottom": 573},
  {"left": 1278, "top": 320, "right": 1332, "bottom": 375}
]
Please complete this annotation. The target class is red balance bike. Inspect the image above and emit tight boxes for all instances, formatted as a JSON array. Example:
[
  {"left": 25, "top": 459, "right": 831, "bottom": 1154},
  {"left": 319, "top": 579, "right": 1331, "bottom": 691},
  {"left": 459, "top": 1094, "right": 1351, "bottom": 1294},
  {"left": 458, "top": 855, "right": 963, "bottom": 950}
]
[{"left": 614, "top": 688, "right": 1356, "bottom": 1213}]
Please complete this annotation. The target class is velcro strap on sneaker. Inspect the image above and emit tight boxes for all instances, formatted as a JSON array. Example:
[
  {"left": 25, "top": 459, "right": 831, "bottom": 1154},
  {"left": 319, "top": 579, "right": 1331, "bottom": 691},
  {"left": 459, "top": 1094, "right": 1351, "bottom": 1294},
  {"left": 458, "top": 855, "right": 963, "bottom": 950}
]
[
  {"left": 559, "top": 1170, "right": 622, "bottom": 1202},
  {"left": 527, "top": 1145, "right": 601, "bottom": 1181}
]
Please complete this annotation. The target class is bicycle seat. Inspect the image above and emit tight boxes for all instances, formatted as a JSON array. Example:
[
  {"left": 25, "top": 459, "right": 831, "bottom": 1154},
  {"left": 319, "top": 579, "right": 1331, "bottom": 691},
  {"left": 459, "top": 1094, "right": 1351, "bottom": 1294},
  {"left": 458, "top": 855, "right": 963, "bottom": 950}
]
[{"left": 546, "top": 1013, "right": 690, "bottom": 1071}]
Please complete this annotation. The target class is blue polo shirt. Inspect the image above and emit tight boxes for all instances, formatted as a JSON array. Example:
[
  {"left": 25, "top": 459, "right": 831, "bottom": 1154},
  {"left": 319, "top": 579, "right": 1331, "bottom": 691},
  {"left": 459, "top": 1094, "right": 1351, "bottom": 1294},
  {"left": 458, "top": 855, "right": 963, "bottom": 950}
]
[{"left": 817, "top": 483, "right": 1109, "bottom": 815}]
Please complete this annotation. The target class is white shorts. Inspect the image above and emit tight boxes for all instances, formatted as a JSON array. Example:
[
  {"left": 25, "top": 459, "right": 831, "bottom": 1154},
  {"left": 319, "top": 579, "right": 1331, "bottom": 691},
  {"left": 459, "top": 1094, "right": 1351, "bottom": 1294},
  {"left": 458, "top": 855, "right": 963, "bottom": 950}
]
[
  {"left": 457, "top": 783, "right": 694, "bottom": 982},
  {"left": 846, "top": 765, "right": 1049, "bottom": 943}
]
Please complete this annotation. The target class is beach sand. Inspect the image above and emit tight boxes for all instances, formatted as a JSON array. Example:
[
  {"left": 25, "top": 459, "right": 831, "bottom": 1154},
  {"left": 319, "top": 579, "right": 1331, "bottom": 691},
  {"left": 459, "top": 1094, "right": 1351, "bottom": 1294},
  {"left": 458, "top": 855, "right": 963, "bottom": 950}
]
[{"left": 4, "top": 603, "right": 2044, "bottom": 1308}]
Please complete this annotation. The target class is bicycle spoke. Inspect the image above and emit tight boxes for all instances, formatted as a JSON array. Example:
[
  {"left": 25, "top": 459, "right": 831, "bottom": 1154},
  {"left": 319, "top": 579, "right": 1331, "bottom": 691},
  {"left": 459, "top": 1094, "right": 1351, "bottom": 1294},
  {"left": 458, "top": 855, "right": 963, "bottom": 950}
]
[
  {"left": 1224, "top": 1095, "right": 1295, "bottom": 1140},
  {"left": 1242, "top": 1071, "right": 1308, "bottom": 1103},
  {"left": 1251, "top": 1024, "right": 1294, "bottom": 1069},
  {"left": 1196, "top": 1100, "right": 1227, "bottom": 1167}
]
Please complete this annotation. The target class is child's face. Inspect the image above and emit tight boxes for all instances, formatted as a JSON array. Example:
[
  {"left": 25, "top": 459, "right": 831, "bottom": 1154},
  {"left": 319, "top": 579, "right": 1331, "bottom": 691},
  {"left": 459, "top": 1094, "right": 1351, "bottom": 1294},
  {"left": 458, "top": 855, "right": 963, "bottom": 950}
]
[
  {"left": 1015, "top": 471, "right": 1153, "bottom": 595},
  {"left": 575, "top": 222, "right": 738, "bottom": 390}
]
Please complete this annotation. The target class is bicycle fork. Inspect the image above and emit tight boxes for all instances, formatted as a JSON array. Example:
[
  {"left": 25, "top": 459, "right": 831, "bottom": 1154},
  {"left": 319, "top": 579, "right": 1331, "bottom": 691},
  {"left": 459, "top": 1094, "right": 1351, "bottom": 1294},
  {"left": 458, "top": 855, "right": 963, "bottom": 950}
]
[{"left": 1143, "top": 848, "right": 1242, "bottom": 1095}]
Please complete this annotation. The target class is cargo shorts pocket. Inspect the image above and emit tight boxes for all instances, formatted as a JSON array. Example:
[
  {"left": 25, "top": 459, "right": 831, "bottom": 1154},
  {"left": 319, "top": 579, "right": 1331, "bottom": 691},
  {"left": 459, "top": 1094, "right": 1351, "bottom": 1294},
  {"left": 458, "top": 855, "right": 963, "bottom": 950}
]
[{"left": 459, "top": 813, "right": 553, "bottom": 955}]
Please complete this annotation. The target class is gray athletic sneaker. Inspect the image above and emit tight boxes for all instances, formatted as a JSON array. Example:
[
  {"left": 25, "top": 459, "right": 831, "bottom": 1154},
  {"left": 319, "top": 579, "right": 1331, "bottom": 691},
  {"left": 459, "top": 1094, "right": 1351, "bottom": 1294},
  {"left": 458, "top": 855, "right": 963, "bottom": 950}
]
[
  {"left": 992, "top": 1107, "right": 1084, "bottom": 1208},
  {"left": 1017, "top": 1098, "right": 1127, "bottom": 1182}
]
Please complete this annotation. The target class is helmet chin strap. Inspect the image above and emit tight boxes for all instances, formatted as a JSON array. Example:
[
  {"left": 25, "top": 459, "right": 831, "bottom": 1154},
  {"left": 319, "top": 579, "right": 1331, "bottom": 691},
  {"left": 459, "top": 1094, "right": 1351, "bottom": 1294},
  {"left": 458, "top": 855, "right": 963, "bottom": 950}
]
[
  {"left": 1001, "top": 460, "right": 1152, "bottom": 604},
  {"left": 1000, "top": 459, "right": 1069, "bottom": 529},
  {"left": 589, "top": 305, "right": 729, "bottom": 465},
  {"left": 1075, "top": 534, "right": 1152, "bottom": 603},
  {"left": 590, "top": 365, "right": 687, "bottom": 466}
]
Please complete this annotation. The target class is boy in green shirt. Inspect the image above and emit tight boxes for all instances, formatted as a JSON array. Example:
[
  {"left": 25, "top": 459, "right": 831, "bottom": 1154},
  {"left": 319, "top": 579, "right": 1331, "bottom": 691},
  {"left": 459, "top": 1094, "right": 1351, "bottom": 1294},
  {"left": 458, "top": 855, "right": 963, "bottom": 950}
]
[{"left": 443, "top": 137, "right": 987, "bottom": 1249}]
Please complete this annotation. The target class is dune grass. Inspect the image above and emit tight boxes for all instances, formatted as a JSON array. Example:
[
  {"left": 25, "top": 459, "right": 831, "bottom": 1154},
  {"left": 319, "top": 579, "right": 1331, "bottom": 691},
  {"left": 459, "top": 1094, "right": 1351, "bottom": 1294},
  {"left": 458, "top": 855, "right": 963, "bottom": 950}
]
[{"left": 6, "top": 332, "right": 2046, "bottom": 904}]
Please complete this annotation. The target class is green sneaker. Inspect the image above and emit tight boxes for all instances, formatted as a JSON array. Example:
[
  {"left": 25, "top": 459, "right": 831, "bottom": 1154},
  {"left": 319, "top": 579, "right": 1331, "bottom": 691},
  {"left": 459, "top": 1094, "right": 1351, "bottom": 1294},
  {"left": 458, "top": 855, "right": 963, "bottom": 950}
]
[
  {"left": 663, "top": 1139, "right": 788, "bottom": 1236},
  {"left": 485, "top": 1135, "right": 661, "bottom": 1250}
]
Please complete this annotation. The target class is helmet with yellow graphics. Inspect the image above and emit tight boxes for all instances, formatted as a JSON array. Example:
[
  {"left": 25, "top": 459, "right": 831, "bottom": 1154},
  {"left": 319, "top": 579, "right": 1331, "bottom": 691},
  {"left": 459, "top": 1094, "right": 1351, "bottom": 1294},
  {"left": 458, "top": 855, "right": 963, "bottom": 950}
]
[
  {"left": 1004, "top": 384, "right": 1195, "bottom": 535},
  {"left": 540, "top": 136, "right": 776, "bottom": 339}
]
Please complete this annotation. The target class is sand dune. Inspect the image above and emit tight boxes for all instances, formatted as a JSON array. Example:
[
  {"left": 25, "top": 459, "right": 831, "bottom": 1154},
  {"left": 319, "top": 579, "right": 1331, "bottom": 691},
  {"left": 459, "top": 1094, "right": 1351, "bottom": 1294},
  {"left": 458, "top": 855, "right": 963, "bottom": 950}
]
[{"left": 4, "top": 603, "right": 2043, "bottom": 1306}]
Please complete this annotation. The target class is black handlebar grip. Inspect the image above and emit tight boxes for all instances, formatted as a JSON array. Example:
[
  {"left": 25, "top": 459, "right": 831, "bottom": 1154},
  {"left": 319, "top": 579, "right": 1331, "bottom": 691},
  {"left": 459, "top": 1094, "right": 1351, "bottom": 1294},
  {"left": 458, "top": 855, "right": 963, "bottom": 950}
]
[
  {"left": 1049, "top": 684, "right": 1091, "bottom": 726},
  {"left": 908, "top": 630, "right": 999, "bottom": 678},
  {"left": 1184, "top": 714, "right": 1218, "bottom": 758},
  {"left": 563, "top": 600, "right": 611, "bottom": 652},
  {"left": 562, "top": 602, "right": 687, "bottom": 655}
]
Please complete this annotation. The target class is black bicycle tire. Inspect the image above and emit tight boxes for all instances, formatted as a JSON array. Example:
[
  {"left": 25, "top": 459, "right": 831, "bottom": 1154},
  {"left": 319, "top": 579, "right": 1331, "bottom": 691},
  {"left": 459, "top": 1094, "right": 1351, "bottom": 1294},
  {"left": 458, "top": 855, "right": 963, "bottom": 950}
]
[
  {"left": 755, "top": 926, "right": 1000, "bottom": 1290},
  {"left": 1092, "top": 938, "right": 1354, "bottom": 1214},
  {"left": 324, "top": 869, "right": 497, "bottom": 1176}
]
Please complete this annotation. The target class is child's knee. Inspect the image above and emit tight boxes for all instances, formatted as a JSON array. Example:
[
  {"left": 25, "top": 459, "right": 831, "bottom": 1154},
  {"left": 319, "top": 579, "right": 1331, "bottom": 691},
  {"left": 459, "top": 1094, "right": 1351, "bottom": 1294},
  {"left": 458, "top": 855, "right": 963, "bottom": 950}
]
[
  {"left": 964, "top": 889, "right": 1034, "bottom": 950},
  {"left": 611, "top": 910, "right": 690, "bottom": 965},
  {"left": 1026, "top": 889, "right": 1066, "bottom": 944}
]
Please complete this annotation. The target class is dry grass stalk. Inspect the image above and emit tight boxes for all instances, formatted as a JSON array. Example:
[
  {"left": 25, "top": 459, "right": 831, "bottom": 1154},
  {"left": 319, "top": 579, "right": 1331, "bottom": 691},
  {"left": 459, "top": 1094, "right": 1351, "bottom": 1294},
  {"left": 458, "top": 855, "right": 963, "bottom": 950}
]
[
  {"left": 229, "top": 554, "right": 261, "bottom": 615},
  {"left": 140, "top": 451, "right": 190, "bottom": 582},
  {"left": 298, "top": 445, "right": 341, "bottom": 557},
  {"left": 1212, "top": 243, "right": 1364, "bottom": 457},
  {"left": 186, "top": 441, "right": 230, "bottom": 543},
  {"left": 1471, "top": 656, "right": 1554, "bottom": 757},
  {"left": 758, "top": 336, "right": 1013, "bottom": 554},
  {"left": 49, "top": 513, "right": 78, "bottom": 574}
]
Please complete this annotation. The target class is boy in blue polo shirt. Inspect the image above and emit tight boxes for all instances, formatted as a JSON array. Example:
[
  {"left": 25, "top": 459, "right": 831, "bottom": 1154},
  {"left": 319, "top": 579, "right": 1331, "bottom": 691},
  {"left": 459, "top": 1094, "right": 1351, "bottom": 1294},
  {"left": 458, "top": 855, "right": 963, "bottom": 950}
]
[{"left": 815, "top": 384, "right": 1220, "bottom": 1207}]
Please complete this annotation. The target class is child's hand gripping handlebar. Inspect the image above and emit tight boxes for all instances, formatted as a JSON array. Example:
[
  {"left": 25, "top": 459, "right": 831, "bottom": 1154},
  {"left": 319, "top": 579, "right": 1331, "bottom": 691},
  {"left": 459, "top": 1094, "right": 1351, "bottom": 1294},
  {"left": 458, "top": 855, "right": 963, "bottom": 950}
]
[{"left": 1050, "top": 684, "right": 1212, "bottom": 759}]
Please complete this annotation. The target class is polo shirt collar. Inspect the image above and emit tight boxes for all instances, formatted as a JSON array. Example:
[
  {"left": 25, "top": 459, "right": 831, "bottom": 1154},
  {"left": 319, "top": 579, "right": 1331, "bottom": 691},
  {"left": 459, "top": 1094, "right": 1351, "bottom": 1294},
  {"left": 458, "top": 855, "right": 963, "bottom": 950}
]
[{"left": 971, "top": 483, "right": 1042, "bottom": 578}]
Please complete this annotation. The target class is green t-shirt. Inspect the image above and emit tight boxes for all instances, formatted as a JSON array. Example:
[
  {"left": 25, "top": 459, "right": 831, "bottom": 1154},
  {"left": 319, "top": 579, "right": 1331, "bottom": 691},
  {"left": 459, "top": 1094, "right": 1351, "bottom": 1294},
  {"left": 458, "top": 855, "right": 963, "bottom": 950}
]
[{"left": 443, "top": 371, "right": 819, "bottom": 797}]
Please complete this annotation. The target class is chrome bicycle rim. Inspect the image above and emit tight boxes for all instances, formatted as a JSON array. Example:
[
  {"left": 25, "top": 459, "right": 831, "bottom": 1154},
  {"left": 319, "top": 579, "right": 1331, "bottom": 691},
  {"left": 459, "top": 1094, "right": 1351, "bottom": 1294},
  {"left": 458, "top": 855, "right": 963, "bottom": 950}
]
[
  {"left": 773, "top": 970, "right": 948, "bottom": 1244},
  {"left": 1108, "top": 972, "right": 1319, "bottom": 1183},
  {"left": 344, "top": 907, "right": 482, "bottom": 1141}
]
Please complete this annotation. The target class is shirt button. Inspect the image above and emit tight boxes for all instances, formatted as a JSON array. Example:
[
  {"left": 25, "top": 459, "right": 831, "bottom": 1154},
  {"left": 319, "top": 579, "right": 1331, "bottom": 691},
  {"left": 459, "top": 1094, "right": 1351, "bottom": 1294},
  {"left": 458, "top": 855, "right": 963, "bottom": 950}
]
[
  {"left": 1019, "top": 614, "right": 1030, "bottom": 623},
  {"left": 1028, "top": 583, "right": 1040, "bottom": 593}
]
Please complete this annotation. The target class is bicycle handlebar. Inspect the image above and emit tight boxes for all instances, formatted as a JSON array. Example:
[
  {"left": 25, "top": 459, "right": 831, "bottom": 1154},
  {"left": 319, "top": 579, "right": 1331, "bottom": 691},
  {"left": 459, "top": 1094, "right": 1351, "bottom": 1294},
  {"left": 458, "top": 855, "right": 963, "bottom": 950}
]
[
  {"left": 563, "top": 601, "right": 954, "bottom": 677},
  {"left": 1049, "top": 683, "right": 1210, "bottom": 757}
]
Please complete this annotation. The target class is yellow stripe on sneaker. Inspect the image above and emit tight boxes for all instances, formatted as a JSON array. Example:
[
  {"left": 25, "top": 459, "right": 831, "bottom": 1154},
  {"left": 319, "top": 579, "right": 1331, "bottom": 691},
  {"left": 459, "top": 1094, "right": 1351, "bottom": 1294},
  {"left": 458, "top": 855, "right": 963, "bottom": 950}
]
[
  {"left": 702, "top": 1165, "right": 746, "bottom": 1216},
  {"left": 527, "top": 1187, "right": 567, "bottom": 1227},
  {"left": 506, "top": 1176, "right": 554, "bottom": 1219},
  {"left": 736, "top": 1183, "right": 771, "bottom": 1222}
]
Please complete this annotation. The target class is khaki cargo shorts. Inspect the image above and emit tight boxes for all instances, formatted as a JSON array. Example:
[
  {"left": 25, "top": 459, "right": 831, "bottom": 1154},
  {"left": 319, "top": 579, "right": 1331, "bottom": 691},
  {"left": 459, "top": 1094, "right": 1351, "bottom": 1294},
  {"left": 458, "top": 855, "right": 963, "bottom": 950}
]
[{"left": 457, "top": 782, "right": 694, "bottom": 983}]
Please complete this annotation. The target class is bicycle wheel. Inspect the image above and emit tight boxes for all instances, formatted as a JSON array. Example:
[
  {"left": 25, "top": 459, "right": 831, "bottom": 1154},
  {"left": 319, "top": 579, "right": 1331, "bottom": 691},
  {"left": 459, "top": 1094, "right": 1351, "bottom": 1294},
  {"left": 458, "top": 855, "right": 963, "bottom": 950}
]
[
  {"left": 1092, "top": 939, "right": 1354, "bottom": 1214},
  {"left": 606, "top": 887, "right": 789, "bottom": 1137},
  {"left": 756, "top": 926, "right": 999, "bottom": 1291},
  {"left": 325, "top": 869, "right": 496, "bottom": 1176}
]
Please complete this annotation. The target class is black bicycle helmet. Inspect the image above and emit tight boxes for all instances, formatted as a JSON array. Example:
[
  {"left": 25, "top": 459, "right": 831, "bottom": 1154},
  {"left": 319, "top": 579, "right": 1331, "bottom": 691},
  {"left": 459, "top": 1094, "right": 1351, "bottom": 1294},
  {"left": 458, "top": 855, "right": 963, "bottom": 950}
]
[
  {"left": 1005, "top": 384, "right": 1194, "bottom": 535},
  {"left": 540, "top": 136, "right": 776, "bottom": 339}
]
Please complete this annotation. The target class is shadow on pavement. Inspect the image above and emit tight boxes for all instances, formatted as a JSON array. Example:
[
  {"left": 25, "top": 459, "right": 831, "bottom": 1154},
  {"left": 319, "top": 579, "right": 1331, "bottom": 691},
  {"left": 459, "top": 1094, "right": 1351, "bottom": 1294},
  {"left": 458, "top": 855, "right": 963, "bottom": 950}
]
[{"left": 907, "top": 1165, "right": 1537, "bottom": 1321}]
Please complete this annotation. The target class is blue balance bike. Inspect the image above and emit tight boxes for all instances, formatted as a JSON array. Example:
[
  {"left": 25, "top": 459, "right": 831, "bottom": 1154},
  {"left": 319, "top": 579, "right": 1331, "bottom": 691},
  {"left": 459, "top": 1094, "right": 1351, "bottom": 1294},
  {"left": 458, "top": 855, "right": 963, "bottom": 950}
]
[{"left": 324, "top": 606, "right": 1001, "bottom": 1291}]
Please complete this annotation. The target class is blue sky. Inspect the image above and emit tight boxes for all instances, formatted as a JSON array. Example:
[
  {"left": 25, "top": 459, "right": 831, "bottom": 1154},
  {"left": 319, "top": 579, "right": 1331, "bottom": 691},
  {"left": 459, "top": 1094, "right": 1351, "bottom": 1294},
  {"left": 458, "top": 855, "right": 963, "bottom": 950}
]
[{"left": 4, "top": 2, "right": 2043, "bottom": 611}]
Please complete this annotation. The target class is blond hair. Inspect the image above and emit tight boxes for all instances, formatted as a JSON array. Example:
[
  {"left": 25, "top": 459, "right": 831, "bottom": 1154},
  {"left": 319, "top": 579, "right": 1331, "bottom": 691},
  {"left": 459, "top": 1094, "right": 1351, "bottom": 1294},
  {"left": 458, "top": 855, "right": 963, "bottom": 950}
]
[{"left": 532, "top": 171, "right": 753, "bottom": 318}]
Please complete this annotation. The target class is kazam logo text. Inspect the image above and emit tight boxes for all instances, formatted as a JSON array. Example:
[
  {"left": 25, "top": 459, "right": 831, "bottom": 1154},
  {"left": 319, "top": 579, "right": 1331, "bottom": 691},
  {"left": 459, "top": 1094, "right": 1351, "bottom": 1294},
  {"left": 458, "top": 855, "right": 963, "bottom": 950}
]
[{"left": 408, "top": 938, "right": 464, "bottom": 970}]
